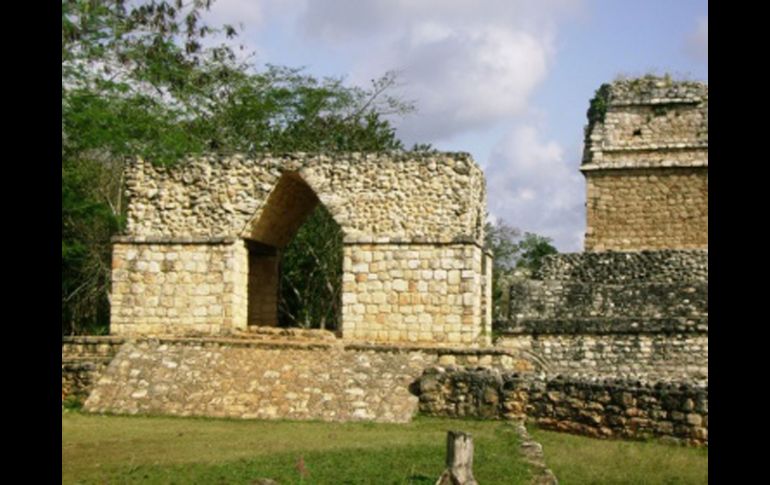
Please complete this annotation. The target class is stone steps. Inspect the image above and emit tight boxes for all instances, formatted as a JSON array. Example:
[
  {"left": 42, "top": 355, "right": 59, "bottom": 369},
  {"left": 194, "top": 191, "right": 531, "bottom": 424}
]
[{"left": 238, "top": 326, "right": 339, "bottom": 341}]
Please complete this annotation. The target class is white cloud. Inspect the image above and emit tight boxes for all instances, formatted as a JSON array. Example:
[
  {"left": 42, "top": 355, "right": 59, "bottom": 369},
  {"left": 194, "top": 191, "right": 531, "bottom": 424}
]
[
  {"left": 383, "top": 26, "right": 551, "bottom": 143},
  {"left": 296, "top": 0, "right": 582, "bottom": 143},
  {"left": 486, "top": 125, "right": 585, "bottom": 252},
  {"left": 197, "top": 0, "right": 588, "bottom": 251},
  {"left": 686, "top": 16, "right": 708, "bottom": 62},
  {"left": 301, "top": 0, "right": 581, "bottom": 42},
  {"left": 203, "top": 0, "right": 265, "bottom": 30},
  {"left": 191, "top": 0, "right": 266, "bottom": 65},
  {"left": 196, "top": 1, "right": 585, "bottom": 143}
]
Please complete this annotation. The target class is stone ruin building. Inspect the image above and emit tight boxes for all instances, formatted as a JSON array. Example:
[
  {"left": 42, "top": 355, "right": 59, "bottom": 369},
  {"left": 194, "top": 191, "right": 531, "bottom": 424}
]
[
  {"left": 63, "top": 76, "right": 708, "bottom": 446},
  {"left": 110, "top": 153, "right": 492, "bottom": 345},
  {"left": 581, "top": 77, "right": 708, "bottom": 251},
  {"left": 497, "top": 77, "right": 709, "bottom": 381}
]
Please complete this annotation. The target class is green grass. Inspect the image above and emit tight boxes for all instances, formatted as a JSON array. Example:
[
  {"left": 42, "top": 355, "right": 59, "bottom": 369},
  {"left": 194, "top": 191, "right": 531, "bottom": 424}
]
[
  {"left": 62, "top": 412, "right": 708, "bottom": 484},
  {"left": 530, "top": 426, "right": 708, "bottom": 485},
  {"left": 62, "top": 412, "right": 532, "bottom": 484}
]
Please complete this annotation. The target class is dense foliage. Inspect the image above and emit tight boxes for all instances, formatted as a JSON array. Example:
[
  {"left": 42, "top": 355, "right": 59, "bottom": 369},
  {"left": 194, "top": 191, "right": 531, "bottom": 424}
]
[
  {"left": 484, "top": 220, "right": 558, "bottom": 321},
  {"left": 62, "top": 0, "right": 408, "bottom": 334},
  {"left": 278, "top": 205, "right": 344, "bottom": 330}
]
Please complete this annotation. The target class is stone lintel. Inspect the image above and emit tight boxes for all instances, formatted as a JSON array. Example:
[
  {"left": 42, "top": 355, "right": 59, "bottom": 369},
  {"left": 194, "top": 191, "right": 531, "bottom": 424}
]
[
  {"left": 610, "top": 98, "right": 703, "bottom": 107},
  {"left": 580, "top": 161, "right": 708, "bottom": 173},
  {"left": 342, "top": 238, "right": 485, "bottom": 250},
  {"left": 111, "top": 235, "right": 486, "bottom": 248},
  {"left": 597, "top": 143, "right": 708, "bottom": 153},
  {"left": 498, "top": 316, "right": 709, "bottom": 336},
  {"left": 111, "top": 236, "right": 237, "bottom": 245}
]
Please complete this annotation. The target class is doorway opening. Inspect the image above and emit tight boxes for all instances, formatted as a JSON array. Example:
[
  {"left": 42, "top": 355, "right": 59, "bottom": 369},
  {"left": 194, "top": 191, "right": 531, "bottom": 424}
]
[{"left": 244, "top": 171, "right": 343, "bottom": 331}]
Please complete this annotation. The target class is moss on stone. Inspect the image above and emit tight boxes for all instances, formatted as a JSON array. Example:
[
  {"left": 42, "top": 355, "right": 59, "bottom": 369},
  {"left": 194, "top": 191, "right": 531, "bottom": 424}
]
[{"left": 587, "top": 83, "right": 612, "bottom": 128}]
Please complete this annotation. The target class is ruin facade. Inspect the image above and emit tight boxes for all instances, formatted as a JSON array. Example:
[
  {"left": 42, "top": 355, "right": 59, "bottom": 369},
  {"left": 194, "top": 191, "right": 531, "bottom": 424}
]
[
  {"left": 500, "top": 77, "right": 708, "bottom": 382},
  {"left": 110, "top": 152, "right": 492, "bottom": 345},
  {"left": 64, "top": 76, "right": 708, "bottom": 445},
  {"left": 582, "top": 78, "right": 708, "bottom": 251}
]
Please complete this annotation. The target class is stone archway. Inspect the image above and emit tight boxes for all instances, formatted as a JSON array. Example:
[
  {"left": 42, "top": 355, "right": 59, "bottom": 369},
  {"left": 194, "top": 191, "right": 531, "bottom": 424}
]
[
  {"left": 245, "top": 171, "right": 320, "bottom": 248},
  {"left": 110, "top": 153, "right": 490, "bottom": 344},
  {"left": 242, "top": 171, "right": 342, "bottom": 330}
]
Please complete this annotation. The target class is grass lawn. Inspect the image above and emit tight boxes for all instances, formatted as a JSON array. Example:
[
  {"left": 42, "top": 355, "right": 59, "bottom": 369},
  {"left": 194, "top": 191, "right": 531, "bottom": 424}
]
[
  {"left": 530, "top": 427, "right": 708, "bottom": 485},
  {"left": 62, "top": 411, "right": 708, "bottom": 484},
  {"left": 62, "top": 411, "right": 532, "bottom": 484}
]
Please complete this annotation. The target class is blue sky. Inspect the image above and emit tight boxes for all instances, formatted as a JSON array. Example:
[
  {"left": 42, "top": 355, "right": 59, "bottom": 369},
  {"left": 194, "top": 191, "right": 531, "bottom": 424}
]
[{"left": 204, "top": 0, "right": 708, "bottom": 252}]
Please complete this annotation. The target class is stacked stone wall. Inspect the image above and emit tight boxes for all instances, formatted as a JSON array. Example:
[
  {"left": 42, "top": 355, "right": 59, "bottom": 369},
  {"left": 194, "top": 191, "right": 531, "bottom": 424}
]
[
  {"left": 110, "top": 241, "right": 249, "bottom": 335},
  {"left": 62, "top": 337, "right": 125, "bottom": 400},
  {"left": 125, "top": 152, "right": 486, "bottom": 245},
  {"left": 497, "top": 334, "right": 707, "bottom": 380},
  {"left": 506, "top": 281, "right": 707, "bottom": 322},
  {"left": 83, "top": 338, "right": 535, "bottom": 423},
  {"left": 110, "top": 239, "right": 491, "bottom": 343},
  {"left": 535, "top": 250, "right": 708, "bottom": 283},
  {"left": 498, "top": 251, "right": 707, "bottom": 380},
  {"left": 342, "top": 244, "right": 487, "bottom": 345},
  {"left": 113, "top": 152, "right": 490, "bottom": 341},
  {"left": 581, "top": 77, "right": 707, "bottom": 251},
  {"left": 418, "top": 367, "right": 707, "bottom": 446},
  {"left": 584, "top": 168, "right": 707, "bottom": 251}
]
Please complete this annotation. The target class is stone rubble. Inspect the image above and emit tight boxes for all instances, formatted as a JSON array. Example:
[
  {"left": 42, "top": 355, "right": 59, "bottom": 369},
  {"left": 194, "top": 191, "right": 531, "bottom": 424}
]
[{"left": 418, "top": 366, "right": 708, "bottom": 446}]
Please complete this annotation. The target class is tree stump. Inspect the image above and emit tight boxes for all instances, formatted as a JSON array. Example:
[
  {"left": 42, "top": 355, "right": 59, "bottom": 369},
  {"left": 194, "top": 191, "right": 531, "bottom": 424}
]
[{"left": 436, "top": 431, "right": 478, "bottom": 485}]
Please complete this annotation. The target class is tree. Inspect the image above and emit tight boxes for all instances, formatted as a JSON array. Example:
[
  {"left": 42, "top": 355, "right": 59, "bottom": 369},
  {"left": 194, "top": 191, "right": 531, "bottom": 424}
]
[
  {"left": 515, "top": 232, "right": 558, "bottom": 273},
  {"left": 484, "top": 219, "right": 558, "bottom": 321},
  {"left": 278, "top": 206, "right": 344, "bottom": 330},
  {"left": 62, "top": 0, "right": 413, "bottom": 334}
]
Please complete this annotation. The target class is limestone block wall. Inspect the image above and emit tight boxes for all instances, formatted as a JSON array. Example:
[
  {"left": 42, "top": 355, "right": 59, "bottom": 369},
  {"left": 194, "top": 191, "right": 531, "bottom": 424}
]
[
  {"left": 417, "top": 367, "right": 707, "bottom": 446},
  {"left": 482, "top": 252, "right": 493, "bottom": 338},
  {"left": 497, "top": 251, "right": 708, "bottom": 380},
  {"left": 582, "top": 77, "right": 708, "bottom": 251},
  {"left": 83, "top": 338, "right": 535, "bottom": 423},
  {"left": 62, "top": 336, "right": 127, "bottom": 359},
  {"left": 110, "top": 240, "right": 249, "bottom": 336},
  {"left": 341, "top": 244, "right": 489, "bottom": 345},
  {"left": 110, "top": 238, "right": 489, "bottom": 343},
  {"left": 585, "top": 168, "right": 707, "bottom": 251},
  {"left": 112, "top": 152, "right": 490, "bottom": 342}
]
